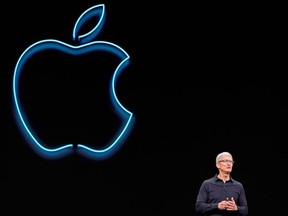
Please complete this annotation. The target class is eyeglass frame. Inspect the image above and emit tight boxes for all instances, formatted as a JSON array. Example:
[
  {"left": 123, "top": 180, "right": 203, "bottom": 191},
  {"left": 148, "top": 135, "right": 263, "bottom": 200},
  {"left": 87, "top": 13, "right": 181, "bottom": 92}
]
[{"left": 218, "top": 160, "right": 235, "bottom": 164}]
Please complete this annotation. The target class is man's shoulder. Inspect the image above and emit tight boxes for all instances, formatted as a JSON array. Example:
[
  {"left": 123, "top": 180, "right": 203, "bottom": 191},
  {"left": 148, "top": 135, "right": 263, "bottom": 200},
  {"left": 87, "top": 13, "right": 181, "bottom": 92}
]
[
  {"left": 231, "top": 178, "right": 244, "bottom": 186},
  {"left": 203, "top": 175, "right": 217, "bottom": 184}
]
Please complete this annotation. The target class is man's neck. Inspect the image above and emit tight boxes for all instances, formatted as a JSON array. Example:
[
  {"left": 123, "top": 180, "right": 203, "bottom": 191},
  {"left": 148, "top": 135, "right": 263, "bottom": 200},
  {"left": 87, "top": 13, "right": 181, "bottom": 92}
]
[{"left": 217, "top": 173, "right": 230, "bottom": 182}]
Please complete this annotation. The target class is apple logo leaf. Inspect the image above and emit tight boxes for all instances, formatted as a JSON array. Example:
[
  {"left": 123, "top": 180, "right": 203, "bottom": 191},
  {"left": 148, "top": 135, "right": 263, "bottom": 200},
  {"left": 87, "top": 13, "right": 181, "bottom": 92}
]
[
  {"left": 73, "top": 3, "right": 105, "bottom": 44},
  {"left": 12, "top": 4, "right": 134, "bottom": 160}
]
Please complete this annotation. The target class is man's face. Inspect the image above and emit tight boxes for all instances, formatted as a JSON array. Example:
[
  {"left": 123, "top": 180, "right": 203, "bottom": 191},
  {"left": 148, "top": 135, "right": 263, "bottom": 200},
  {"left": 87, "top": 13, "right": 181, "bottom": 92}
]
[{"left": 216, "top": 156, "right": 234, "bottom": 173}]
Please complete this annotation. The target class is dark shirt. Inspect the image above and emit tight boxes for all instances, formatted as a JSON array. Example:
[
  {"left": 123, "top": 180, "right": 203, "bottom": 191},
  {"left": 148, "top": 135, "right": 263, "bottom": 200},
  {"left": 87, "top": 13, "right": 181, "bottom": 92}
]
[{"left": 195, "top": 174, "right": 248, "bottom": 216}]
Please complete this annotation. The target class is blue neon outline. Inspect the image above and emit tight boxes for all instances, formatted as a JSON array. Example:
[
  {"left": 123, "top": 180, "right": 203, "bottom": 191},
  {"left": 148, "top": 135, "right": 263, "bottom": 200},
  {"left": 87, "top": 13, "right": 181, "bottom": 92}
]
[
  {"left": 73, "top": 4, "right": 105, "bottom": 44},
  {"left": 12, "top": 4, "right": 134, "bottom": 160}
]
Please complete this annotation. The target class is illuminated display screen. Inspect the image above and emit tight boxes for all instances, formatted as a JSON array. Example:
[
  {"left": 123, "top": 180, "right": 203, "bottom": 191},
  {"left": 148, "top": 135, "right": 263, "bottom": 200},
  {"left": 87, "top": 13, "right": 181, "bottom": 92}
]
[{"left": 1, "top": 1, "right": 286, "bottom": 214}]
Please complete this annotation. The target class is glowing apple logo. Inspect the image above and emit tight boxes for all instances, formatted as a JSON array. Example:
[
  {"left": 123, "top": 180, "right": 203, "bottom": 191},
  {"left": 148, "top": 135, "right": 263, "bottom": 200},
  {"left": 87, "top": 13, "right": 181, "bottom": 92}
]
[{"left": 12, "top": 4, "right": 134, "bottom": 160}]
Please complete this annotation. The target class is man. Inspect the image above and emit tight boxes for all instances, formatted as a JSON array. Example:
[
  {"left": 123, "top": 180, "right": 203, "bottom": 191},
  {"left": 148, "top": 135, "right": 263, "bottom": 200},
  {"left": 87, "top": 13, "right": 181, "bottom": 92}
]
[{"left": 195, "top": 152, "right": 248, "bottom": 216}]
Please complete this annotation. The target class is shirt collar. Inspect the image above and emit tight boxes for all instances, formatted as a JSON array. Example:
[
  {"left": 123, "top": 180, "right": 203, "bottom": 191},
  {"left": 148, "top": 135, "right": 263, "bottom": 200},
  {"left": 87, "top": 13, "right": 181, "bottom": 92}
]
[{"left": 214, "top": 174, "right": 233, "bottom": 182}]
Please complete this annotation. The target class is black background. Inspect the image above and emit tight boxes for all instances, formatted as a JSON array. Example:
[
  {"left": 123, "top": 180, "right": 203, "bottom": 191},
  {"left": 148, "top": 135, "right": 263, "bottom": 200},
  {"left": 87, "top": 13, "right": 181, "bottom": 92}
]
[{"left": 1, "top": 1, "right": 287, "bottom": 215}]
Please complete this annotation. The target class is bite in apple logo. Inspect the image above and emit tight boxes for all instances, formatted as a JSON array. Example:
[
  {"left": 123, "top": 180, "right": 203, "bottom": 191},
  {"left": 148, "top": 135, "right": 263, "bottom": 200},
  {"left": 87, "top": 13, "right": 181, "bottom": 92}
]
[{"left": 12, "top": 4, "right": 135, "bottom": 160}]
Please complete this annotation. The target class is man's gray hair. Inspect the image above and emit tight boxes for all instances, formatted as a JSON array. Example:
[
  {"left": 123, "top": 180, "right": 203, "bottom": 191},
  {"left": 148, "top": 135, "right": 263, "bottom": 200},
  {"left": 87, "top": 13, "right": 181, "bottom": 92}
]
[{"left": 216, "top": 152, "right": 233, "bottom": 163}]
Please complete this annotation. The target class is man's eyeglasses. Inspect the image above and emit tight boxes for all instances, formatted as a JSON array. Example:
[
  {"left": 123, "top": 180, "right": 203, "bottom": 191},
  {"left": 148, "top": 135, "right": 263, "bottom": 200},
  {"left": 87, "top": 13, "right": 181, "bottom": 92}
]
[{"left": 218, "top": 160, "right": 235, "bottom": 164}]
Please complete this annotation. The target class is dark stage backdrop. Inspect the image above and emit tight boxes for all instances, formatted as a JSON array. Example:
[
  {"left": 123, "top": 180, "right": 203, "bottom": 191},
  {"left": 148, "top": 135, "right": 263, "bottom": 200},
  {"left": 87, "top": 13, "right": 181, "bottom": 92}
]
[{"left": 1, "top": 1, "right": 286, "bottom": 215}]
